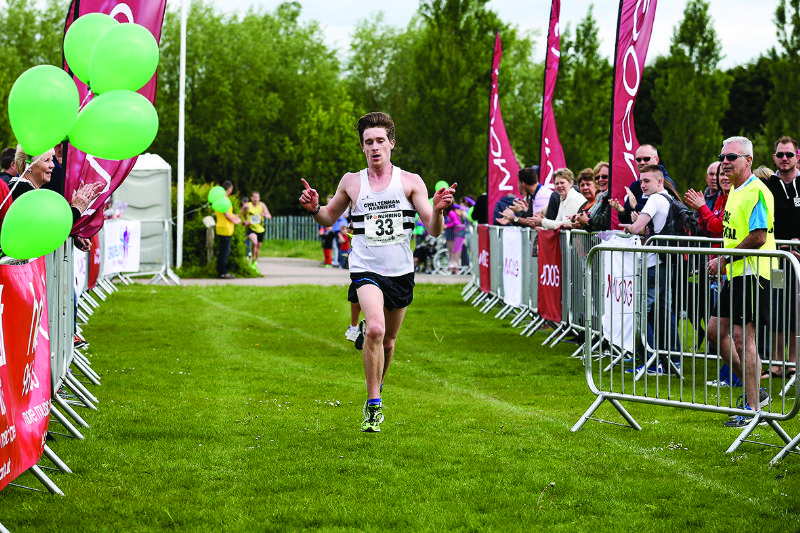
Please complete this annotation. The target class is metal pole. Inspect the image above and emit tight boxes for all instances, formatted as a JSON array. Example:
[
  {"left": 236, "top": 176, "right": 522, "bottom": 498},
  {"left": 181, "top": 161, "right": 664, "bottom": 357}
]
[{"left": 176, "top": 0, "right": 188, "bottom": 267}]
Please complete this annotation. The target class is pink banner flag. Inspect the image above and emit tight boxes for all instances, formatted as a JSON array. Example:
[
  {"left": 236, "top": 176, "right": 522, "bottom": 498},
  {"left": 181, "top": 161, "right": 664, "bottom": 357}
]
[
  {"left": 478, "top": 225, "right": 491, "bottom": 294},
  {"left": 537, "top": 229, "right": 562, "bottom": 323},
  {"left": 0, "top": 258, "right": 52, "bottom": 492},
  {"left": 536, "top": 0, "right": 567, "bottom": 214},
  {"left": 487, "top": 32, "right": 521, "bottom": 224},
  {"left": 609, "top": 0, "right": 658, "bottom": 229},
  {"left": 63, "top": 1, "right": 167, "bottom": 238}
]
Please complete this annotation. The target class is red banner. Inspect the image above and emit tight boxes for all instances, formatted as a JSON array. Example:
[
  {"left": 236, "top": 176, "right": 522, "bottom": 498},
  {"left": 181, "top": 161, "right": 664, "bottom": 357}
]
[
  {"left": 0, "top": 258, "right": 52, "bottom": 492},
  {"left": 478, "top": 225, "right": 491, "bottom": 294},
  {"left": 487, "top": 32, "right": 521, "bottom": 222},
  {"left": 537, "top": 229, "right": 562, "bottom": 323},
  {"left": 609, "top": 0, "right": 658, "bottom": 229},
  {"left": 88, "top": 233, "right": 101, "bottom": 290},
  {"left": 537, "top": 0, "right": 566, "bottom": 213},
  {"left": 63, "top": 1, "right": 167, "bottom": 238}
]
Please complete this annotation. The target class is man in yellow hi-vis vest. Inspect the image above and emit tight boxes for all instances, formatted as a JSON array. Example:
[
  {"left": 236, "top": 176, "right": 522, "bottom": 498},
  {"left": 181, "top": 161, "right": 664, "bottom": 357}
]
[{"left": 707, "top": 136, "right": 776, "bottom": 428}]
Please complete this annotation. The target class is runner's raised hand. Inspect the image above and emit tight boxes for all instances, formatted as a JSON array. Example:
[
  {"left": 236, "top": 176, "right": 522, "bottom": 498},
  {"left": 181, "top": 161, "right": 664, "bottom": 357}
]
[{"left": 299, "top": 178, "right": 320, "bottom": 212}]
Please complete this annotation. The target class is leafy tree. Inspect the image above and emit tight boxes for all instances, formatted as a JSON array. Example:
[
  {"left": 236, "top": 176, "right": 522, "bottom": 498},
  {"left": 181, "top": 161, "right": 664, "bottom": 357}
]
[
  {"left": 652, "top": 0, "right": 731, "bottom": 192},
  {"left": 152, "top": 1, "right": 357, "bottom": 214},
  {"left": 554, "top": 5, "right": 613, "bottom": 172},
  {"left": 0, "top": 0, "right": 68, "bottom": 148},
  {"left": 763, "top": 0, "right": 800, "bottom": 155}
]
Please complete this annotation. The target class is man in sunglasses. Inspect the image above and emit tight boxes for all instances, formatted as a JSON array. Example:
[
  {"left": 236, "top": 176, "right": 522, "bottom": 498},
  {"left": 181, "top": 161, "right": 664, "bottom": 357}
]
[
  {"left": 614, "top": 144, "right": 676, "bottom": 224},
  {"left": 707, "top": 136, "right": 775, "bottom": 427},
  {"left": 762, "top": 136, "right": 800, "bottom": 383}
]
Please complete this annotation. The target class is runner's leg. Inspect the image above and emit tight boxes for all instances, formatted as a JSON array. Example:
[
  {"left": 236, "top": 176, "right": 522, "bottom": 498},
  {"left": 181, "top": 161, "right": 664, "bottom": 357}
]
[{"left": 357, "top": 283, "right": 386, "bottom": 400}]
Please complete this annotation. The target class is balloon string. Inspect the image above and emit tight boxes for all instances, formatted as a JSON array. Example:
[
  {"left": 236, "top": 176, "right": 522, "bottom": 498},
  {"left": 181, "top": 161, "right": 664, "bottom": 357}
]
[
  {"left": 0, "top": 153, "right": 44, "bottom": 214},
  {"left": 79, "top": 89, "right": 94, "bottom": 111}
]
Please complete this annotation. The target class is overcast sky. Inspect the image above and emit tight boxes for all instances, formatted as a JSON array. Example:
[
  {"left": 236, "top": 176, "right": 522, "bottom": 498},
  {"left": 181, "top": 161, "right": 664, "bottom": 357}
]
[{"left": 206, "top": 0, "right": 782, "bottom": 69}]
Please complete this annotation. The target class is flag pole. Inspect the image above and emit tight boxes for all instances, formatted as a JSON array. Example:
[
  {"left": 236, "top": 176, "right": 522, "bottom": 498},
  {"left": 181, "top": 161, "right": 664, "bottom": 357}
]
[{"left": 177, "top": 0, "right": 188, "bottom": 267}]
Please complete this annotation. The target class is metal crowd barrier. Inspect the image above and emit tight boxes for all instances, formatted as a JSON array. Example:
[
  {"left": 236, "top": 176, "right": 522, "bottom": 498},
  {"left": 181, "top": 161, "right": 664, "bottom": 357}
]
[
  {"left": 571, "top": 243, "right": 800, "bottom": 463},
  {"left": 262, "top": 215, "right": 318, "bottom": 241},
  {"left": 135, "top": 219, "right": 180, "bottom": 286},
  {"left": 8, "top": 226, "right": 125, "bottom": 496},
  {"left": 461, "top": 222, "right": 481, "bottom": 301}
]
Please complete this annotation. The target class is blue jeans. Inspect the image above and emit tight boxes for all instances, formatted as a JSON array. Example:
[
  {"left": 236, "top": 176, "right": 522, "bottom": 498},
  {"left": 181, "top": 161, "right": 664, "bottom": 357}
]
[
  {"left": 646, "top": 261, "right": 680, "bottom": 355},
  {"left": 217, "top": 235, "right": 231, "bottom": 276}
]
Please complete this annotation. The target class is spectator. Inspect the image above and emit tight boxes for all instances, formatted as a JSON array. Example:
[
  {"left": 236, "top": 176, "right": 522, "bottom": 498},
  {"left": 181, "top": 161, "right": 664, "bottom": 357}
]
[
  {"left": 572, "top": 166, "right": 611, "bottom": 231},
  {"left": 706, "top": 136, "right": 774, "bottom": 427},
  {"left": 444, "top": 204, "right": 465, "bottom": 273},
  {"left": 495, "top": 167, "right": 543, "bottom": 227},
  {"left": 533, "top": 168, "right": 583, "bottom": 230},
  {"left": 612, "top": 144, "right": 676, "bottom": 224},
  {"left": 215, "top": 180, "right": 241, "bottom": 279},
  {"left": 240, "top": 190, "right": 271, "bottom": 268},
  {"left": 763, "top": 136, "right": 800, "bottom": 382},
  {"left": 703, "top": 161, "right": 721, "bottom": 210},
  {"left": 620, "top": 164, "right": 681, "bottom": 374},
  {"left": 0, "top": 147, "right": 17, "bottom": 185},
  {"left": 11, "top": 145, "right": 99, "bottom": 223},
  {"left": 685, "top": 162, "right": 740, "bottom": 386}
]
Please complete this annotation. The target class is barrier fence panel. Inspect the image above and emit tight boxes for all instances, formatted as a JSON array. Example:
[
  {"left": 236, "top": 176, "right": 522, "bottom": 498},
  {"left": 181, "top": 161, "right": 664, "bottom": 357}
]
[
  {"left": 134, "top": 219, "right": 180, "bottom": 286},
  {"left": 46, "top": 243, "right": 75, "bottom": 396},
  {"left": 461, "top": 222, "right": 481, "bottom": 301},
  {"left": 565, "top": 230, "right": 604, "bottom": 356},
  {"left": 572, "top": 242, "right": 800, "bottom": 462},
  {"left": 263, "top": 216, "right": 318, "bottom": 241},
  {"left": 480, "top": 226, "right": 503, "bottom": 313}
]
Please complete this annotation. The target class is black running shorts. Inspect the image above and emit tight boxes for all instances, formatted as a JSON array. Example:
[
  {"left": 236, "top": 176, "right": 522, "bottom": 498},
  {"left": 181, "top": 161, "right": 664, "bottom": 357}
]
[{"left": 348, "top": 272, "right": 415, "bottom": 311}]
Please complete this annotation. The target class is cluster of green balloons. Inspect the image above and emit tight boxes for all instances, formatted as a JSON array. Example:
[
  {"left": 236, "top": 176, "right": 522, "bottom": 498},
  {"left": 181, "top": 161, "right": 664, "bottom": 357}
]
[
  {"left": 63, "top": 13, "right": 160, "bottom": 160},
  {"left": 208, "top": 186, "right": 231, "bottom": 213},
  {"left": 7, "top": 13, "right": 160, "bottom": 161},
  {"left": 0, "top": 190, "right": 73, "bottom": 260}
]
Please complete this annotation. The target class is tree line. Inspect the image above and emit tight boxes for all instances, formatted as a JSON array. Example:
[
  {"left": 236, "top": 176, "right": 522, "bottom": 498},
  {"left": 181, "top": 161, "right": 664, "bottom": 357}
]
[{"left": 0, "top": 0, "right": 798, "bottom": 213}]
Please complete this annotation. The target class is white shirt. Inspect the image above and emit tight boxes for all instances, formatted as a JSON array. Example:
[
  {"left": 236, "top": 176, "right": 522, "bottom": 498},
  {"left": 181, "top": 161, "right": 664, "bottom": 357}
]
[{"left": 641, "top": 191, "right": 671, "bottom": 268}]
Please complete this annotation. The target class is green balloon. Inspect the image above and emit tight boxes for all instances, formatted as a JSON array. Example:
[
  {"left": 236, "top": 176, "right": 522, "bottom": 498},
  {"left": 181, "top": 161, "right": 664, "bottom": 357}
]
[
  {"left": 0, "top": 189, "right": 72, "bottom": 260},
  {"left": 89, "top": 22, "right": 159, "bottom": 94},
  {"left": 435, "top": 180, "right": 448, "bottom": 191},
  {"left": 64, "top": 13, "right": 119, "bottom": 86},
  {"left": 208, "top": 186, "right": 226, "bottom": 204},
  {"left": 212, "top": 197, "right": 232, "bottom": 213},
  {"left": 8, "top": 65, "right": 80, "bottom": 157},
  {"left": 69, "top": 90, "right": 159, "bottom": 160}
]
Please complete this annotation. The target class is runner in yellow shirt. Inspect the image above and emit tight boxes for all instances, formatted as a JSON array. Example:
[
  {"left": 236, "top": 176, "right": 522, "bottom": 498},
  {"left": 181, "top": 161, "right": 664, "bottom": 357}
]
[{"left": 240, "top": 191, "right": 272, "bottom": 268}]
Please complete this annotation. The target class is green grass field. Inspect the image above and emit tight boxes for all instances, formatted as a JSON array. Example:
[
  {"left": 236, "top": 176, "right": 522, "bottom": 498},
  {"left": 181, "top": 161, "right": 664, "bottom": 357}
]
[{"left": 2, "top": 282, "right": 799, "bottom": 532}]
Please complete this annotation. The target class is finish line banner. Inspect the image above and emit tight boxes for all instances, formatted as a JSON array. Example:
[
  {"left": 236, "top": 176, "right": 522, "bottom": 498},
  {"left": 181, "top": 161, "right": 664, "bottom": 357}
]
[{"left": 0, "top": 258, "right": 52, "bottom": 492}]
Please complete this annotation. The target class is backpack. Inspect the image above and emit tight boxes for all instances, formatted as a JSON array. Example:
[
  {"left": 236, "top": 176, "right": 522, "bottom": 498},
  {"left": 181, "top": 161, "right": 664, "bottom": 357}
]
[{"left": 647, "top": 192, "right": 698, "bottom": 240}]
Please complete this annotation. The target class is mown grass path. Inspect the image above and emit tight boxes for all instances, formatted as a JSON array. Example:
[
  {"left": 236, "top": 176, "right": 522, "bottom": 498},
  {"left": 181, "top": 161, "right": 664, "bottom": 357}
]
[{"left": 2, "top": 283, "right": 799, "bottom": 532}]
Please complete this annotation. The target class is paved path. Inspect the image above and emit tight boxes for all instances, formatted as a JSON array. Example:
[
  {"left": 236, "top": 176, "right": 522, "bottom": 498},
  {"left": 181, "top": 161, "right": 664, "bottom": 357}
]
[{"left": 179, "top": 257, "right": 471, "bottom": 287}]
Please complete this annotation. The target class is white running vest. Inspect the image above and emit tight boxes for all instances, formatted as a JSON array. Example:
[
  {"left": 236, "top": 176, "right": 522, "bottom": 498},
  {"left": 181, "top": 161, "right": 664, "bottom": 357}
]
[{"left": 349, "top": 166, "right": 416, "bottom": 276}]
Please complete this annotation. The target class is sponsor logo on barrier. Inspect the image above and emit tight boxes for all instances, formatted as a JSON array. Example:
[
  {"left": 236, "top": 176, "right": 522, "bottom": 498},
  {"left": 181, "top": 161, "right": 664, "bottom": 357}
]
[
  {"left": 20, "top": 399, "right": 50, "bottom": 426},
  {"left": 503, "top": 257, "right": 520, "bottom": 277},
  {"left": 540, "top": 264, "right": 561, "bottom": 287},
  {"left": 0, "top": 459, "right": 10, "bottom": 481},
  {"left": 0, "top": 425, "right": 15, "bottom": 448},
  {"left": 26, "top": 280, "right": 47, "bottom": 357},
  {"left": 479, "top": 250, "right": 490, "bottom": 268},
  {"left": 607, "top": 273, "right": 634, "bottom": 307}
]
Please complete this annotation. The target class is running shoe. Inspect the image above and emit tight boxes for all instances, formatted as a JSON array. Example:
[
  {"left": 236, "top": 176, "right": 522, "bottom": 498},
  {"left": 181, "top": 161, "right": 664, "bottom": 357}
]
[
  {"left": 723, "top": 407, "right": 767, "bottom": 428},
  {"left": 363, "top": 398, "right": 385, "bottom": 423},
  {"left": 354, "top": 318, "right": 366, "bottom": 350},
  {"left": 360, "top": 404, "right": 383, "bottom": 432},
  {"left": 735, "top": 388, "right": 771, "bottom": 410},
  {"left": 625, "top": 363, "right": 664, "bottom": 375},
  {"left": 345, "top": 325, "right": 359, "bottom": 342}
]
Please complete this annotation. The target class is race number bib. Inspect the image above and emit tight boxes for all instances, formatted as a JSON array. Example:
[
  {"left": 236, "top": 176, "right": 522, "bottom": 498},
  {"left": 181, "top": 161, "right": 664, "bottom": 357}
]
[
  {"left": 364, "top": 211, "right": 404, "bottom": 246},
  {"left": 249, "top": 214, "right": 261, "bottom": 224}
]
